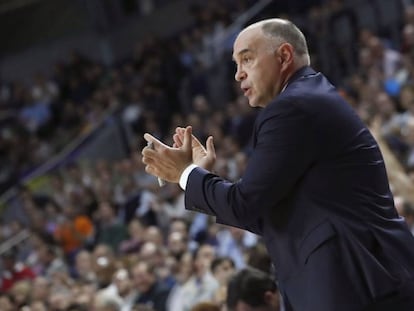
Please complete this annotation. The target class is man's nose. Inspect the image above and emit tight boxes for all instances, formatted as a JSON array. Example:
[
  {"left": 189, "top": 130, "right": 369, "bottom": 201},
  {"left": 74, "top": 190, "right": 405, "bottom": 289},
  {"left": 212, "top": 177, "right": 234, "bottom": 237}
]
[{"left": 235, "top": 67, "right": 247, "bottom": 81}]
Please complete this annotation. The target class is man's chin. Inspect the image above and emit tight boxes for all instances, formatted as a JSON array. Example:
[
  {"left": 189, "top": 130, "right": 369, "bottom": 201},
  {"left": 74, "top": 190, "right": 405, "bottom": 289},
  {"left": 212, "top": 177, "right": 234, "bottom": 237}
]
[
  {"left": 248, "top": 98, "right": 263, "bottom": 108},
  {"left": 247, "top": 96, "right": 257, "bottom": 107}
]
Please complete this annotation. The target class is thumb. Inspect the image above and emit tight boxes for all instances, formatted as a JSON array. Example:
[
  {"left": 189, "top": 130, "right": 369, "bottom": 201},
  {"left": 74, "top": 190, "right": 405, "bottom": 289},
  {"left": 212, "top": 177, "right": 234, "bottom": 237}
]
[
  {"left": 206, "top": 136, "right": 216, "bottom": 158},
  {"left": 183, "top": 126, "right": 192, "bottom": 151}
]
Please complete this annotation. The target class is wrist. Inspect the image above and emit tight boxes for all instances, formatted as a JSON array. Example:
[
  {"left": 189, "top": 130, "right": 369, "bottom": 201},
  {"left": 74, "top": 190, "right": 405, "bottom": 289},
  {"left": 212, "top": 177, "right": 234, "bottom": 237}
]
[{"left": 179, "top": 164, "right": 199, "bottom": 190}]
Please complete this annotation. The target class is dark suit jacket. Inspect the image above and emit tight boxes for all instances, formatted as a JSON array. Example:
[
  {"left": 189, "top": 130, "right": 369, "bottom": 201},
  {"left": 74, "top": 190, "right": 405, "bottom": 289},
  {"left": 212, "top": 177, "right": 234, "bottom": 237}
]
[
  {"left": 185, "top": 66, "right": 414, "bottom": 311},
  {"left": 134, "top": 281, "right": 171, "bottom": 311}
]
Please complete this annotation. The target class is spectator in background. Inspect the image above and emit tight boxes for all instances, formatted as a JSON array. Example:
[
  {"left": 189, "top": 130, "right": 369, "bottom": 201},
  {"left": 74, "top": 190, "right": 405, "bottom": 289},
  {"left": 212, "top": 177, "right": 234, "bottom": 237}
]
[
  {"left": 113, "top": 268, "right": 137, "bottom": 311},
  {"left": 167, "top": 230, "right": 188, "bottom": 261},
  {"left": 210, "top": 256, "right": 236, "bottom": 307},
  {"left": 31, "top": 276, "right": 51, "bottom": 303},
  {"left": 94, "top": 201, "right": 128, "bottom": 253},
  {"left": 31, "top": 73, "right": 59, "bottom": 104},
  {"left": 9, "top": 280, "right": 31, "bottom": 309},
  {"left": 70, "top": 281, "right": 97, "bottom": 309},
  {"left": 397, "top": 200, "right": 414, "bottom": 234},
  {"left": 0, "top": 248, "right": 35, "bottom": 292},
  {"left": 139, "top": 241, "right": 167, "bottom": 277},
  {"left": 246, "top": 242, "right": 273, "bottom": 275},
  {"left": 0, "top": 293, "right": 14, "bottom": 311},
  {"left": 131, "top": 261, "right": 171, "bottom": 311},
  {"left": 226, "top": 267, "right": 280, "bottom": 311},
  {"left": 37, "top": 244, "right": 68, "bottom": 280},
  {"left": 132, "top": 305, "right": 156, "bottom": 311},
  {"left": 165, "top": 251, "right": 194, "bottom": 311},
  {"left": 215, "top": 226, "right": 257, "bottom": 269},
  {"left": 326, "top": 0, "right": 359, "bottom": 83},
  {"left": 72, "top": 249, "right": 97, "bottom": 283},
  {"left": 119, "top": 218, "right": 146, "bottom": 254},
  {"left": 366, "top": 35, "right": 402, "bottom": 80},
  {"left": 93, "top": 296, "right": 121, "bottom": 311},
  {"left": 191, "top": 302, "right": 221, "bottom": 311},
  {"left": 176, "top": 244, "right": 219, "bottom": 311},
  {"left": 402, "top": 116, "right": 414, "bottom": 168},
  {"left": 30, "top": 301, "right": 48, "bottom": 311},
  {"left": 92, "top": 244, "right": 117, "bottom": 289},
  {"left": 54, "top": 204, "right": 94, "bottom": 261}
]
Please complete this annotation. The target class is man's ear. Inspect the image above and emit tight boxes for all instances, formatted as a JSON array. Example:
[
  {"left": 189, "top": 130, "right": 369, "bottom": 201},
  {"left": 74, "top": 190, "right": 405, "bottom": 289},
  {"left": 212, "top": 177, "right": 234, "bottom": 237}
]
[{"left": 278, "top": 43, "right": 294, "bottom": 67}]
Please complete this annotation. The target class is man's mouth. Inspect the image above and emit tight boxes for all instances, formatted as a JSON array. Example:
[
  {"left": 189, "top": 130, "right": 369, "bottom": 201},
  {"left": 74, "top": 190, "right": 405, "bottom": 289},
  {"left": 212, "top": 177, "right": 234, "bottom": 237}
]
[{"left": 242, "top": 87, "right": 251, "bottom": 96}]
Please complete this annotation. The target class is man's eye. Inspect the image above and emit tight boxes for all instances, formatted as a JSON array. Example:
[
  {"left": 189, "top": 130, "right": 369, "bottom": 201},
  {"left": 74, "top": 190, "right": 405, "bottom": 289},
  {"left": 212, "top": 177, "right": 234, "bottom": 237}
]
[{"left": 242, "top": 57, "right": 252, "bottom": 64}]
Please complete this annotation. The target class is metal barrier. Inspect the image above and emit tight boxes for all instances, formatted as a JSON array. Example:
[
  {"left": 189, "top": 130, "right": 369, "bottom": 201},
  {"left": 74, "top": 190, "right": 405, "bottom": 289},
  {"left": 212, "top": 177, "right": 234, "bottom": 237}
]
[{"left": 0, "top": 229, "right": 30, "bottom": 255}]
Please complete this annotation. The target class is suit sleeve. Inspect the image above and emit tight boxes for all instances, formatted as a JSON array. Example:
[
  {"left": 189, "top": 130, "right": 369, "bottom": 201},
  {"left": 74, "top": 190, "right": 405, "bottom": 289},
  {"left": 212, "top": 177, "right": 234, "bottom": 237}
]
[{"left": 185, "top": 101, "right": 317, "bottom": 235}]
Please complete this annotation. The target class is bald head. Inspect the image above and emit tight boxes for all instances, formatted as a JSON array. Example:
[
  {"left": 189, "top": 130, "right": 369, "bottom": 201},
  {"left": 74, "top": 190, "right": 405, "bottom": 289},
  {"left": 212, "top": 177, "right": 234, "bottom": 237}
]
[
  {"left": 232, "top": 18, "right": 310, "bottom": 107},
  {"left": 241, "top": 18, "right": 310, "bottom": 66}
]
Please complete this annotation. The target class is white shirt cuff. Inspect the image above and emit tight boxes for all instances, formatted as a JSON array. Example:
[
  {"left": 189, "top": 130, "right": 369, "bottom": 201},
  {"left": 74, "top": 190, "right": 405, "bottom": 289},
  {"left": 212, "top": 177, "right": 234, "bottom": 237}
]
[{"left": 179, "top": 164, "right": 198, "bottom": 190}]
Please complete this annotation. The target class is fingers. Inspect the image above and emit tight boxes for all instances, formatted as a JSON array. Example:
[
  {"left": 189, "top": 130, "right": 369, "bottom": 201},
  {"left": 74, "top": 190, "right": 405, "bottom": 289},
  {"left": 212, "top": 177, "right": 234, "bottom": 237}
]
[
  {"left": 143, "top": 133, "right": 169, "bottom": 149},
  {"left": 142, "top": 134, "right": 166, "bottom": 167},
  {"left": 143, "top": 157, "right": 167, "bottom": 176},
  {"left": 183, "top": 126, "right": 192, "bottom": 151},
  {"left": 144, "top": 164, "right": 156, "bottom": 176},
  {"left": 175, "top": 126, "right": 205, "bottom": 148},
  {"left": 190, "top": 134, "right": 203, "bottom": 149},
  {"left": 206, "top": 136, "right": 216, "bottom": 159},
  {"left": 173, "top": 133, "right": 183, "bottom": 148}
]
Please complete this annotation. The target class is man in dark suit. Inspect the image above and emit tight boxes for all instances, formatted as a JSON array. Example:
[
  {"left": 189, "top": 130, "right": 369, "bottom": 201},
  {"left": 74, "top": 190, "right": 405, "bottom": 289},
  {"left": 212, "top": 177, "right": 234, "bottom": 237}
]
[{"left": 142, "top": 18, "right": 414, "bottom": 310}]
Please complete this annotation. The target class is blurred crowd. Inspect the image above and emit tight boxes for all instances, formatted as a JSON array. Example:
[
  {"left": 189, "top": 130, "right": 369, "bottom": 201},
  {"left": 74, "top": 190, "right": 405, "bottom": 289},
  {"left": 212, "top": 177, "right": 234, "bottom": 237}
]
[{"left": 1, "top": 0, "right": 414, "bottom": 310}]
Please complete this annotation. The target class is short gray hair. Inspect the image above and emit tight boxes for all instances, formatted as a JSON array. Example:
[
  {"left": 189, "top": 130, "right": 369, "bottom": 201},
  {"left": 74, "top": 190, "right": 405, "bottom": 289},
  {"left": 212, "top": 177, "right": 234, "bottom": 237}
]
[{"left": 260, "top": 19, "right": 310, "bottom": 65}]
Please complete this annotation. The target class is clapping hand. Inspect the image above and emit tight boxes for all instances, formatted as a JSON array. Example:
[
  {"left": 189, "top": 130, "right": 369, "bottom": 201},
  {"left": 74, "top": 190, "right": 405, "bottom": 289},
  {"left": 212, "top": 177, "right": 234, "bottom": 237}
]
[
  {"left": 142, "top": 126, "right": 193, "bottom": 183},
  {"left": 173, "top": 126, "right": 216, "bottom": 172}
]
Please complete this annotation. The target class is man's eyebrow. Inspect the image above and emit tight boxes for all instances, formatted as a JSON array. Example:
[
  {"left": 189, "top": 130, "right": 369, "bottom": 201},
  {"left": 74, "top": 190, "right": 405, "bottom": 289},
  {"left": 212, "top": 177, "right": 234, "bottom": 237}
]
[{"left": 232, "top": 48, "right": 252, "bottom": 61}]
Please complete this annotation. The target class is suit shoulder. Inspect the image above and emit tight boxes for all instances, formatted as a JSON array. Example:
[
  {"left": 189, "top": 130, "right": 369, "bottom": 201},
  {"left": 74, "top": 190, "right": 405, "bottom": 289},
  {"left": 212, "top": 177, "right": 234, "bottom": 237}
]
[{"left": 274, "top": 74, "right": 351, "bottom": 117}]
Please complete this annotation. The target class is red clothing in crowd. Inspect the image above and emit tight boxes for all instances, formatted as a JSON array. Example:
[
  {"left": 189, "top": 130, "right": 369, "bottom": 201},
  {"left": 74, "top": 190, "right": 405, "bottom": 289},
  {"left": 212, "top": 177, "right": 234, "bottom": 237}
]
[{"left": 0, "top": 262, "right": 36, "bottom": 292}]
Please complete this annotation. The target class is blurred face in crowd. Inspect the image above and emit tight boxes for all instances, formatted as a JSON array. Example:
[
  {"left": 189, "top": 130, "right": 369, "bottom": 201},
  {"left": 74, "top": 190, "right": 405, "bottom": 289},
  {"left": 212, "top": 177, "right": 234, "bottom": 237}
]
[
  {"left": 170, "top": 219, "right": 188, "bottom": 238},
  {"left": 30, "top": 301, "right": 47, "bottom": 311},
  {"left": 93, "top": 244, "right": 113, "bottom": 261},
  {"left": 31, "top": 277, "right": 50, "bottom": 301},
  {"left": 375, "top": 92, "right": 395, "bottom": 118},
  {"left": 139, "top": 242, "right": 163, "bottom": 267},
  {"left": 230, "top": 226, "right": 246, "bottom": 241},
  {"left": 10, "top": 281, "right": 31, "bottom": 306},
  {"left": 128, "top": 219, "right": 145, "bottom": 239},
  {"left": 195, "top": 244, "right": 216, "bottom": 274},
  {"left": 144, "top": 226, "right": 164, "bottom": 246},
  {"left": 400, "top": 85, "right": 414, "bottom": 113},
  {"left": 213, "top": 258, "right": 235, "bottom": 285},
  {"left": 98, "top": 202, "right": 115, "bottom": 223},
  {"left": 74, "top": 283, "right": 96, "bottom": 306},
  {"left": 76, "top": 250, "right": 93, "bottom": 274},
  {"left": 176, "top": 252, "right": 193, "bottom": 284},
  {"left": 0, "top": 295, "right": 14, "bottom": 311},
  {"left": 168, "top": 231, "right": 187, "bottom": 257},
  {"left": 132, "top": 262, "right": 156, "bottom": 293},
  {"left": 113, "top": 269, "right": 131, "bottom": 296},
  {"left": 403, "top": 118, "right": 414, "bottom": 146},
  {"left": 233, "top": 25, "right": 291, "bottom": 108}
]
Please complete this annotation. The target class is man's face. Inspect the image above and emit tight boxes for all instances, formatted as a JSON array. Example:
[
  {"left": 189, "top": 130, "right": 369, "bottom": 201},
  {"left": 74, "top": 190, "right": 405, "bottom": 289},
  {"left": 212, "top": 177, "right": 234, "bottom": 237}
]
[{"left": 233, "top": 27, "right": 282, "bottom": 108}]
